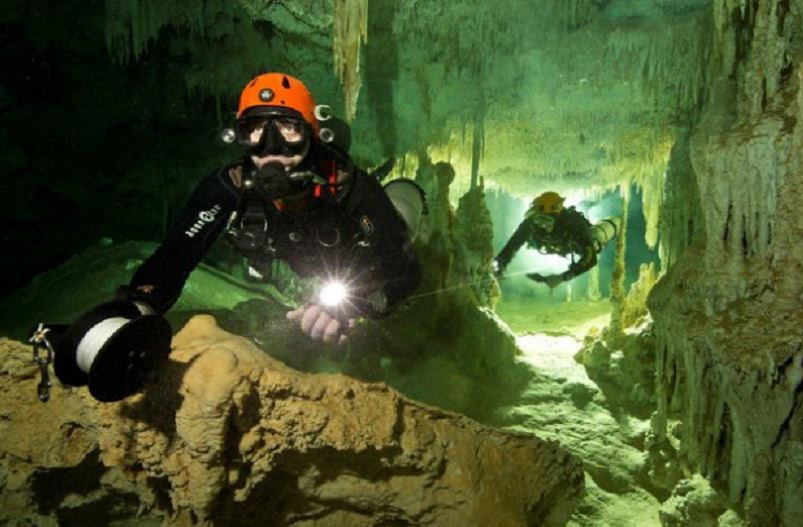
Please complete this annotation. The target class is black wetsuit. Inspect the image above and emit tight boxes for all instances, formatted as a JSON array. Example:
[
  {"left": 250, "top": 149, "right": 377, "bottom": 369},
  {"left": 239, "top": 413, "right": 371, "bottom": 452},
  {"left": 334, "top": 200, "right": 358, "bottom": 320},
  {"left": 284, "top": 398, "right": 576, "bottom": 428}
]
[
  {"left": 496, "top": 206, "right": 596, "bottom": 281},
  {"left": 126, "top": 146, "right": 420, "bottom": 316}
]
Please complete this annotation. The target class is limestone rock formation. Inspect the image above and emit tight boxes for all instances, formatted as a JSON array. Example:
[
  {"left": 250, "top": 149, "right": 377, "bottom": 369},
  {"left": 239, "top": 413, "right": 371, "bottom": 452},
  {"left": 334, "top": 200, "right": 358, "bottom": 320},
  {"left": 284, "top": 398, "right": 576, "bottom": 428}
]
[
  {"left": 0, "top": 316, "right": 584, "bottom": 526},
  {"left": 646, "top": 3, "right": 803, "bottom": 526},
  {"left": 658, "top": 474, "right": 747, "bottom": 527}
]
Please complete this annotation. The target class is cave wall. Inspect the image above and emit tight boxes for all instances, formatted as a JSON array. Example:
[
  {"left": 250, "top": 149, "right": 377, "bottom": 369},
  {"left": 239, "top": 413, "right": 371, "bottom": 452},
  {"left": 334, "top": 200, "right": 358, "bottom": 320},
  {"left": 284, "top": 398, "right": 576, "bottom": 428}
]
[
  {"left": 0, "top": 0, "right": 240, "bottom": 295},
  {"left": 649, "top": 1, "right": 803, "bottom": 525}
]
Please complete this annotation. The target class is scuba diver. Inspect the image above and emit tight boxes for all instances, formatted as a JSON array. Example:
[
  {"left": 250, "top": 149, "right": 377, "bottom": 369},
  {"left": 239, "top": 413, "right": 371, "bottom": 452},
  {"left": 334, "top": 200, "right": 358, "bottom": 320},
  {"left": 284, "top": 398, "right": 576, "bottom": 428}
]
[
  {"left": 28, "top": 73, "right": 422, "bottom": 403},
  {"left": 493, "top": 191, "right": 620, "bottom": 289},
  {"left": 124, "top": 72, "right": 422, "bottom": 342}
]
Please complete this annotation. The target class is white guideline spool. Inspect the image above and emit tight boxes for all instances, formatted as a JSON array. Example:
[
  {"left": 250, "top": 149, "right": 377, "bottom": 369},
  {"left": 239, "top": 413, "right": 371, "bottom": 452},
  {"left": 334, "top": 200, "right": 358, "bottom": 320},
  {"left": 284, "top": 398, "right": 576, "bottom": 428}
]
[{"left": 76, "top": 317, "right": 130, "bottom": 374}]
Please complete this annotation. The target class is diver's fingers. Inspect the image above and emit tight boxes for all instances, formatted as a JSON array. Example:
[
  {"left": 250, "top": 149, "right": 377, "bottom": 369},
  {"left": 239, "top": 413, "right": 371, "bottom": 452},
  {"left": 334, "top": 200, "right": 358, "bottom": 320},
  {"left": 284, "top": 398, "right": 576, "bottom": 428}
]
[
  {"left": 300, "top": 305, "right": 322, "bottom": 333},
  {"left": 310, "top": 311, "right": 333, "bottom": 340},
  {"left": 322, "top": 318, "right": 342, "bottom": 344},
  {"left": 286, "top": 305, "right": 306, "bottom": 320},
  {"left": 335, "top": 319, "right": 357, "bottom": 345}
]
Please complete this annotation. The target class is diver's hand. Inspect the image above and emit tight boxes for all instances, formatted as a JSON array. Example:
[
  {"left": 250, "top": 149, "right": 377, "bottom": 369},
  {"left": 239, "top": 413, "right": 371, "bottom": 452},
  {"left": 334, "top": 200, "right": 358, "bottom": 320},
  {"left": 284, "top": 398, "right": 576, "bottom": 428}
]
[
  {"left": 286, "top": 304, "right": 357, "bottom": 345},
  {"left": 492, "top": 258, "right": 505, "bottom": 278}
]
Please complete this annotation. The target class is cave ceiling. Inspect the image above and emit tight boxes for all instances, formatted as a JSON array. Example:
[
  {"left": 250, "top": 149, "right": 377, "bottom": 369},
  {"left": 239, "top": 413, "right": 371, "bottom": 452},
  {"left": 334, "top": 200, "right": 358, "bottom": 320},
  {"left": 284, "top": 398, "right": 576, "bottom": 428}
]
[{"left": 107, "top": 0, "right": 712, "bottom": 197}]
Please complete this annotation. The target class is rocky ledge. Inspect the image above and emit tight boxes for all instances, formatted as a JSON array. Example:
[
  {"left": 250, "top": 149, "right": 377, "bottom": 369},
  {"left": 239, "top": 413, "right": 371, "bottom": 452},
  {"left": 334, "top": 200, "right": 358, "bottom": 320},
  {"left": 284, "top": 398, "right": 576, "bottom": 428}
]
[{"left": 0, "top": 315, "right": 583, "bottom": 526}]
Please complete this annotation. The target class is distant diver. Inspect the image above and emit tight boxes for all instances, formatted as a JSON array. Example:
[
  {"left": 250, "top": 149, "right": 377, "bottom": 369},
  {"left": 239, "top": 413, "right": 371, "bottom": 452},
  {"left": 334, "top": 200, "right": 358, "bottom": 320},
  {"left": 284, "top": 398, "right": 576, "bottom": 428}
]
[
  {"left": 29, "top": 72, "right": 424, "bottom": 403},
  {"left": 493, "top": 191, "right": 620, "bottom": 288}
]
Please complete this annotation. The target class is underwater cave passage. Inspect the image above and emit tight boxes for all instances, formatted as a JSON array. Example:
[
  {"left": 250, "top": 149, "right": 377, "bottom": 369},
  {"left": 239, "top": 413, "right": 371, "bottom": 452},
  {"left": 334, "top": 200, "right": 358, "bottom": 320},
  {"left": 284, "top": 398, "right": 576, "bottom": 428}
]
[{"left": 488, "top": 185, "right": 657, "bottom": 338}]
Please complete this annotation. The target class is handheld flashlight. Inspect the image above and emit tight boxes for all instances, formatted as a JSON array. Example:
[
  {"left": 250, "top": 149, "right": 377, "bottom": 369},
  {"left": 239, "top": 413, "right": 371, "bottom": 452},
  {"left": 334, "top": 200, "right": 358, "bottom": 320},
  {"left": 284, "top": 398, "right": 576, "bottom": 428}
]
[{"left": 319, "top": 281, "right": 348, "bottom": 307}]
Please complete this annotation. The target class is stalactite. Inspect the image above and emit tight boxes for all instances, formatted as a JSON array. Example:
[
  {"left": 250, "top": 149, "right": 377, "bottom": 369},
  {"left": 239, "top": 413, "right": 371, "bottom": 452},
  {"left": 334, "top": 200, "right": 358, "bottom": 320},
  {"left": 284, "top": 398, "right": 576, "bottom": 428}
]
[
  {"left": 608, "top": 184, "right": 629, "bottom": 343},
  {"left": 333, "top": 0, "right": 368, "bottom": 122},
  {"left": 426, "top": 122, "right": 484, "bottom": 206},
  {"left": 658, "top": 130, "right": 702, "bottom": 271},
  {"left": 692, "top": 98, "right": 783, "bottom": 310},
  {"left": 470, "top": 113, "right": 484, "bottom": 190},
  {"left": 104, "top": 0, "right": 207, "bottom": 64},
  {"left": 639, "top": 136, "right": 673, "bottom": 250}
]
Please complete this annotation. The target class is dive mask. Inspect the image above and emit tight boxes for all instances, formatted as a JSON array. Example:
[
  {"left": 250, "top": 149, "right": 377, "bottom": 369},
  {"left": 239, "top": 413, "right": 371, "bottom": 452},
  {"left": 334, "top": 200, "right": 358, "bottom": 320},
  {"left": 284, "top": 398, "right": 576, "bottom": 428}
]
[{"left": 236, "top": 114, "right": 309, "bottom": 157}]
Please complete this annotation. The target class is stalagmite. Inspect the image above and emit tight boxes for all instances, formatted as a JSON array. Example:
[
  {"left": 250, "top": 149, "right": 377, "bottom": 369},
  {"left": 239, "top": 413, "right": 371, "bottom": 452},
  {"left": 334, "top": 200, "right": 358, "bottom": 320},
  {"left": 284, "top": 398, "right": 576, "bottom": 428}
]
[
  {"left": 622, "top": 263, "right": 657, "bottom": 328},
  {"left": 333, "top": 0, "right": 369, "bottom": 122},
  {"left": 587, "top": 264, "right": 601, "bottom": 302},
  {"left": 608, "top": 184, "right": 629, "bottom": 342}
]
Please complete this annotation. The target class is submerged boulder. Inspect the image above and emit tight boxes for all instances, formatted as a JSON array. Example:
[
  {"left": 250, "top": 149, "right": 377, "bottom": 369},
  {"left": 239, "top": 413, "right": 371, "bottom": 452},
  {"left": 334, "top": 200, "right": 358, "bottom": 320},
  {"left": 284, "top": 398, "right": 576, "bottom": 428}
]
[{"left": 0, "top": 315, "right": 583, "bottom": 526}]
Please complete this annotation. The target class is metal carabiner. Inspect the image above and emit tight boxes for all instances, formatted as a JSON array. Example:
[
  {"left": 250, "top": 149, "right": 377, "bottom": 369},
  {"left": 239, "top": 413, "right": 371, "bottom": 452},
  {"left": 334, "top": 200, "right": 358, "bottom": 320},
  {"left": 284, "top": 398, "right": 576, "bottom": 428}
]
[{"left": 29, "top": 323, "right": 54, "bottom": 403}]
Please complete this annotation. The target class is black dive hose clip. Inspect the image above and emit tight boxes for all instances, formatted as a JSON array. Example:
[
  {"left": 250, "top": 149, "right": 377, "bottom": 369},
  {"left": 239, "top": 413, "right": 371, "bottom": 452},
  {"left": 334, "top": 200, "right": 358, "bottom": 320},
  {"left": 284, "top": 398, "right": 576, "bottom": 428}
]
[{"left": 28, "top": 323, "right": 55, "bottom": 402}]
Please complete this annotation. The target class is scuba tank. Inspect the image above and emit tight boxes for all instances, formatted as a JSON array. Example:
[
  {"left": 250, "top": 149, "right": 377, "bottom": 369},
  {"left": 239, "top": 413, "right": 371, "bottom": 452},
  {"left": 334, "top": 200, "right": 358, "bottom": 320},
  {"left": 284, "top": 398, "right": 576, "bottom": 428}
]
[
  {"left": 383, "top": 179, "right": 427, "bottom": 242},
  {"left": 590, "top": 217, "right": 621, "bottom": 252}
]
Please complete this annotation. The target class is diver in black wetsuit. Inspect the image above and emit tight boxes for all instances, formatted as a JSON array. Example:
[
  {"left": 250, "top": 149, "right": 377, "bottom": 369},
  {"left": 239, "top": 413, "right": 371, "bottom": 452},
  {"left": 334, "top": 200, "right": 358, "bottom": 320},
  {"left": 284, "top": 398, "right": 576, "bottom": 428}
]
[
  {"left": 122, "top": 73, "right": 421, "bottom": 344},
  {"left": 493, "top": 191, "right": 619, "bottom": 288}
]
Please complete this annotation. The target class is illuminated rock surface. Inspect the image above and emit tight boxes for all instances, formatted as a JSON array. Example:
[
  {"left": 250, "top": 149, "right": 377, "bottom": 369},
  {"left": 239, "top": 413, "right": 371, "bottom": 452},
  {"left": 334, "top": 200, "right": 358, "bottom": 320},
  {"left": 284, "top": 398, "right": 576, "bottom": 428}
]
[{"left": 0, "top": 316, "right": 583, "bottom": 526}]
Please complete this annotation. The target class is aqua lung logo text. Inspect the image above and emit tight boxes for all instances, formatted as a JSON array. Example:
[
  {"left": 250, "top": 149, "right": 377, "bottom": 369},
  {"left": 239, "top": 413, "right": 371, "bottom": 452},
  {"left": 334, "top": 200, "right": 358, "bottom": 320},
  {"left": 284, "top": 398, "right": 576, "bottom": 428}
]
[{"left": 185, "top": 205, "right": 222, "bottom": 238}]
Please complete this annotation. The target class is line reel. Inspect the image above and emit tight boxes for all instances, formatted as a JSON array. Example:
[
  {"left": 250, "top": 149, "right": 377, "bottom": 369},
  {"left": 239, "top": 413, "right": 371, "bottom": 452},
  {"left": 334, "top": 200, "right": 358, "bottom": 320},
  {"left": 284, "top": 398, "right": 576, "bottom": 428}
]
[{"left": 31, "top": 301, "right": 172, "bottom": 402}]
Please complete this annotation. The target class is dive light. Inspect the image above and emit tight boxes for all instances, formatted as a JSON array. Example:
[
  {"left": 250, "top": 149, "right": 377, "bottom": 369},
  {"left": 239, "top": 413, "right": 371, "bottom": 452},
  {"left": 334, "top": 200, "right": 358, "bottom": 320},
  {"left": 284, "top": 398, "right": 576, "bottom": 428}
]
[{"left": 319, "top": 280, "right": 349, "bottom": 308}]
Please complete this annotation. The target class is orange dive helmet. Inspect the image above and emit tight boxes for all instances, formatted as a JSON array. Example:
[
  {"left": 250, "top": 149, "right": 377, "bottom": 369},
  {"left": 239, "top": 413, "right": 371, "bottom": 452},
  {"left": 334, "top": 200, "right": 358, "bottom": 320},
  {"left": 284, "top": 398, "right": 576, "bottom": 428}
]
[
  {"left": 237, "top": 73, "right": 320, "bottom": 135},
  {"left": 532, "top": 192, "right": 565, "bottom": 214}
]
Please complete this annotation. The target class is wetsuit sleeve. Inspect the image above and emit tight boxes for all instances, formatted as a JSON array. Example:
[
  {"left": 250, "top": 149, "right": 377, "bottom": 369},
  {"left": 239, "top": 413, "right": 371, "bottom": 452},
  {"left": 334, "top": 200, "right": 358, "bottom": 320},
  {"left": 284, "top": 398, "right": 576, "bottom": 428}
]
[
  {"left": 344, "top": 171, "right": 421, "bottom": 317},
  {"left": 495, "top": 216, "right": 534, "bottom": 273},
  {"left": 125, "top": 168, "right": 240, "bottom": 313}
]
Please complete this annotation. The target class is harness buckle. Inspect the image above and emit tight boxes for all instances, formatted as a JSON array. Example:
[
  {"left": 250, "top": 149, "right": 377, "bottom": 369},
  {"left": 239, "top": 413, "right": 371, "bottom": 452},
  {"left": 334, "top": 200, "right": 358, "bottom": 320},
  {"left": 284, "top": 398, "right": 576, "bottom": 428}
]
[{"left": 359, "top": 216, "right": 374, "bottom": 236}]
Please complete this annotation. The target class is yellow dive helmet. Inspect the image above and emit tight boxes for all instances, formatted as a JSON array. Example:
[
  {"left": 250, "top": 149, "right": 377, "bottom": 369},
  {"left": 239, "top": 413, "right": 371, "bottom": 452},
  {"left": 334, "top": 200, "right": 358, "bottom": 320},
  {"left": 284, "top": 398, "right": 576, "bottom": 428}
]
[{"left": 532, "top": 192, "right": 566, "bottom": 214}]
